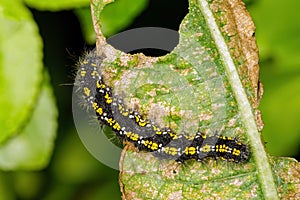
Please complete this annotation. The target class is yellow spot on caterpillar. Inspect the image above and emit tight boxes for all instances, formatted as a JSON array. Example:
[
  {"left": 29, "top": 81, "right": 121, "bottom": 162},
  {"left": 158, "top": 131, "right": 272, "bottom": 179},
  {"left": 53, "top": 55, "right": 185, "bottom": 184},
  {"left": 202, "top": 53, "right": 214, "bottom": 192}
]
[
  {"left": 184, "top": 147, "right": 196, "bottom": 155},
  {"left": 150, "top": 143, "right": 158, "bottom": 150},
  {"left": 104, "top": 93, "right": 112, "bottom": 104},
  {"left": 92, "top": 102, "right": 103, "bottom": 115},
  {"left": 153, "top": 126, "right": 159, "bottom": 131},
  {"left": 144, "top": 140, "right": 158, "bottom": 150},
  {"left": 172, "top": 135, "right": 179, "bottom": 139},
  {"left": 80, "top": 70, "right": 86, "bottom": 77},
  {"left": 96, "top": 81, "right": 101, "bottom": 88},
  {"left": 113, "top": 122, "right": 121, "bottom": 131},
  {"left": 118, "top": 104, "right": 129, "bottom": 116},
  {"left": 118, "top": 104, "right": 124, "bottom": 111},
  {"left": 134, "top": 116, "right": 147, "bottom": 126},
  {"left": 164, "top": 147, "right": 179, "bottom": 156},
  {"left": 122, "top": 112, "right": 129, "bottom": 116},
  {"left": 96, "top": 81, "right": 106, "bottom": 89},
  {"left": 156, "top": 131, "right": 162, "bottom": 135},
  {"left": 84, "top": 87, "right": 90, "bottom": 97},
  {"left": 138, "top": 119, "right": 147, "bottom": 127},
  {"left": 107, "top": 118, "right": 115, "bottom": 126},
  {"left": 216, "top": 144, "right": 228, "bottom": 153},
  {"left": 135, "top": 115, "right": 140, "bottom": 123},
  {"left": 92, "top": 102, "right": 98, "bottom": 110},
  {"left": 232, "top": 148, "right": 241, "bottom": 156},
  {"left": 130, "top": 133, "right": 139, "bottom": 141},
  {"left": 91, "top": 70, "right": 99, "bottom": 77},
  {"left": 168, "top": 131, "right": 176, "bottom": 138},
  {"left": 125, "top": 132, "right": 131, "bottom": 137},
  {"left": 200, "top": 144, "right": 211, "bottom": 152},
  {"left": 125, "top": 132, "right": 139, "bottom": 141},
  {"left": 222, "top": 144, "right": 229, "bottom": 153},
  {"left": 96, "top": 107, "right": 103, "bottom": 115}
]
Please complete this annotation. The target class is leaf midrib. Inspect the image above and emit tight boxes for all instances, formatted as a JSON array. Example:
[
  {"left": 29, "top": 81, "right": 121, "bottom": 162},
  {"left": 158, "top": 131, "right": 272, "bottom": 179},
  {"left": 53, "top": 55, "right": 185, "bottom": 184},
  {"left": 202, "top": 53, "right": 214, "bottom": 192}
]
[{"left": 196, "top": 0, "right": 278, "bottom": 199}]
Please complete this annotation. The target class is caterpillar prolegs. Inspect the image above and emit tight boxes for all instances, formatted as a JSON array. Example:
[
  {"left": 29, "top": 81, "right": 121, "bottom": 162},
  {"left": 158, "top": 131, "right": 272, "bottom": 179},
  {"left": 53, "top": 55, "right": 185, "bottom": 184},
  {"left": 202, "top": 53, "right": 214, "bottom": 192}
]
[{"left": 75, "top": 50, "right": 250, "bottom": 163}]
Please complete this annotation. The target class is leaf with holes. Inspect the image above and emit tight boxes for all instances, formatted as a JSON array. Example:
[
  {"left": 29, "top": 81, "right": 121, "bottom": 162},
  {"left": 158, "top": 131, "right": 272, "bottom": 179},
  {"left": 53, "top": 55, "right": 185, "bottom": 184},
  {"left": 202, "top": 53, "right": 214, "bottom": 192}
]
[{"left": 89, "top": 0, "right": 300, "bottom": 199}]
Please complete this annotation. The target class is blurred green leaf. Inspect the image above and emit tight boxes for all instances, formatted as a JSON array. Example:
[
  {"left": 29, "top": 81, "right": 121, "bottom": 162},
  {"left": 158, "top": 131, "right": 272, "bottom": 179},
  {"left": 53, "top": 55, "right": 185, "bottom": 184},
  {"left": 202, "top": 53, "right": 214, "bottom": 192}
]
[
  {"left": 82, "top": 180, "right": 121, "bottom": 200},
  {"left": 13, "top": 171, "right": 44, "bottom": 199},
  {"left": 52, "top": 129, "right": 105, "bottom": 184},
  {"left": 249, "top": 0, "right": 300, "bottom": 72},
  {"left": 260, "top": 73, "right": 300, "bottom": 156},
  {"left": 0, "top": 73, "right": 58, "bottom": 170},
  {"left": 99, "top": 0, "right": 148, "bottom": 37},
  {"left": 248, "top": 0, "right": 300, "bottom": 157},
  {"left": 46, "top": 128, "right": 120, "bottom": 199},
  {"left": 75, "top": 7, "right": 96, "bottom": 44},
  {"left": 75, "top": 0, "right": 148, "bottom": 44},
  {"left": 0, "top": 0, "right": 43, "bottom": 143},
  {"left": 24, "top": 0, "right": 89, "bottom": 11},
  {"left": 0, "top": 172, "right": 14, "bottom": 200}
]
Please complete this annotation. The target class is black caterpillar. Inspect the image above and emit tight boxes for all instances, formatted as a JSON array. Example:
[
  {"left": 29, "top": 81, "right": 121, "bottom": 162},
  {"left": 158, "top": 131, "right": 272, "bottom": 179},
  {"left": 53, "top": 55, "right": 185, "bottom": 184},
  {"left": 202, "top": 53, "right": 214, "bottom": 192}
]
[{"left": 75, "top": 50, "right": 250, "bottom": 163}]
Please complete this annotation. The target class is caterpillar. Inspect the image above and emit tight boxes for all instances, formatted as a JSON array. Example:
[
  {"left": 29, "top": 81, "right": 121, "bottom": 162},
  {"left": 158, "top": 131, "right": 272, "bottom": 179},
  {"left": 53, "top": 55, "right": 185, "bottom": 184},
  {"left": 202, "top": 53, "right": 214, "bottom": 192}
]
[{"left": 75, "top": 50, "right": 250, "bottom": 163}]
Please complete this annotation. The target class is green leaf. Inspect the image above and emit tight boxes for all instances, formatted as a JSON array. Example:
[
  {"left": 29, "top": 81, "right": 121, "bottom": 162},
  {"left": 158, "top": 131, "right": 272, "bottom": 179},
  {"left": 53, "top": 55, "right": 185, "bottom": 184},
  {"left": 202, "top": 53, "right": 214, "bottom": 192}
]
[
  {"left": 75, "top": 0, "right": 148, "bottom": 44},
  {"left": 99, "top": 0, "right": 148, "bottom": 37},
  {"left": 0, "top": 0, "right": 43, "bottom": 143},
  {"left": 0, "top": 172, "right": 14, "bottom": 200},
  {"left": 259, "top": 73, "right": 300, "bottom": 156},
  {"left": 248, "top": 0, "right": 300, "bottom": 72},
  {"left": 0, "top": 73, "right": 58, "bottom": 170},
  {"left": 248, "top": 0, "right": 300, "bottom": 158},
  {"left": 120, "top": 152, "right": 300, "bottom": 200},
  {"left": 75, "top": 7, "right": 96, "bottom": 44},
  {"left": 90, "top": 0, "right": 299, "bottom": 199},
  {"left": 24, "top": 0, "right": 89, "bottom": 11}
]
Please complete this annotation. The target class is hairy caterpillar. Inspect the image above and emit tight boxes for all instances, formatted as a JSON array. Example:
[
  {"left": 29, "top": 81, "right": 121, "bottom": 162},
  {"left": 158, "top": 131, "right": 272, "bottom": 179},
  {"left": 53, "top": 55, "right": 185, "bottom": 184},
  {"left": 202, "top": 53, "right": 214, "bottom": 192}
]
[{"left": 75, "top": 50, "right": 250, "bottom": 163}]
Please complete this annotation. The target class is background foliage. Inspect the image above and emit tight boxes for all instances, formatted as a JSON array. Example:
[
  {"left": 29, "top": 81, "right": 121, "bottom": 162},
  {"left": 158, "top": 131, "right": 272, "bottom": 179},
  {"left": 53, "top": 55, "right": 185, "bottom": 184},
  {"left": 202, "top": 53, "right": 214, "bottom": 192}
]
[{"left": 0, "top": 0, "right": 299, "bottom": 199}]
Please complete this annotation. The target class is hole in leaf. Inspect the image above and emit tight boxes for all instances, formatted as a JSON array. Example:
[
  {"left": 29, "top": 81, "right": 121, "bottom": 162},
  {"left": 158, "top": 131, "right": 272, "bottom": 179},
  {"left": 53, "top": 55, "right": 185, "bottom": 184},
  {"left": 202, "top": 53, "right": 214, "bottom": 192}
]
[
  {"left": 128, "top": 48, "right": 170, "bottom": 57},
  {"left": 101, "top": 0, "right": 189, "bottom": 56}
]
